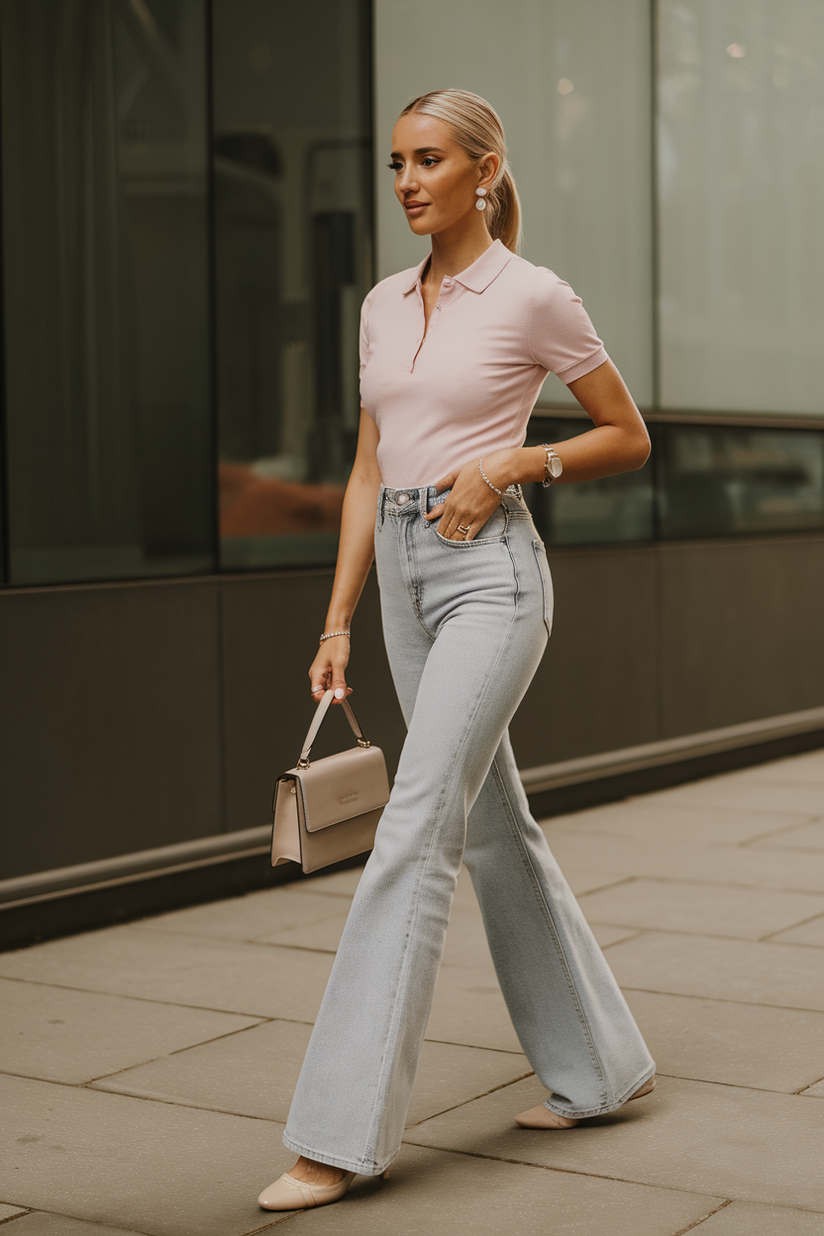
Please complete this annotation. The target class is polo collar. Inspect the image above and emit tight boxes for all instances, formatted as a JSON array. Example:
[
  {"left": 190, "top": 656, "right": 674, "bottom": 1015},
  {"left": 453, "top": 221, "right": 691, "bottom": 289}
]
[{"left": 402, "top": 238, "right": 514, "bottom": 295}]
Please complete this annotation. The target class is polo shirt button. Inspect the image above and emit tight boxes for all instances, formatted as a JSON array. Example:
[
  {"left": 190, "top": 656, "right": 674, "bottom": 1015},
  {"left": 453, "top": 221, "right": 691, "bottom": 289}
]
[
  {"left": 396, "top": 492, "right": 410, "bottom": 505},
  {"left": 442, "top": 279, "right": 452, "bottom": 290}
]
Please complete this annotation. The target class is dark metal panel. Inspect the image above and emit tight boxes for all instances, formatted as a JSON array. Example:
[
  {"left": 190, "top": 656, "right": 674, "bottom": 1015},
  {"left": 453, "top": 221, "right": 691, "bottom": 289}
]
[
  {"left": 658, "top": 535, "right": 824, "bottom": 736},
  {"left": 510, "top": 547, "right": 659, "bottom": 768},
  {"left": 0, "top": 579, "right": 223, "bottom": 879},
  {"left": 219, "top": 567, "right": 406, "bottom": 835}
]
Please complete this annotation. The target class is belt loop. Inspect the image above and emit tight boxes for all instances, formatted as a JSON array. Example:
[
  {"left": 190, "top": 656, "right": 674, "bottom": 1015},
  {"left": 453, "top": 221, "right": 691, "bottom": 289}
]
[
  {"left": 378, "top": 486, "right": 386, "bottom": 526},
  {"left": 421, "top": 486, "right": 430, "bottom": 516}
]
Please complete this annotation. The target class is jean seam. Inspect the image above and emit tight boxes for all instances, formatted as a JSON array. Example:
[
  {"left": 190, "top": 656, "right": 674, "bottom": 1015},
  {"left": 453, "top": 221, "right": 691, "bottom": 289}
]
[
  {"left": 397, "top": 516, "right": 438, "bottom": 641},
  {"left": 532, "top": 540, "right": 552, "bottom": 636},
  {"left": 281, "top": 1131, "right": 390, "bottom": 1177},
  {"left": 434, "top": 532, "right": 507, "bottom": 548},
  {"left": 488, "top": 755, "right": 609, "bottom": 1111}
]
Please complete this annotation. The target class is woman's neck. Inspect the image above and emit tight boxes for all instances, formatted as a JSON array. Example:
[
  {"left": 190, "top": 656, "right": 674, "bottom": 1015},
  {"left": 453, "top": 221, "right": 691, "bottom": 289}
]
[{"left": 424, "top": 217, "right": 495, "bottom": 286}]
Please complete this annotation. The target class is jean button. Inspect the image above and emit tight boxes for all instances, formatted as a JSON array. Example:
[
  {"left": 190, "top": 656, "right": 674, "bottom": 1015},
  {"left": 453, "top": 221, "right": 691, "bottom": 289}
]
[{"left": 396, "top": 492, "right": 410, "bottom": 505}]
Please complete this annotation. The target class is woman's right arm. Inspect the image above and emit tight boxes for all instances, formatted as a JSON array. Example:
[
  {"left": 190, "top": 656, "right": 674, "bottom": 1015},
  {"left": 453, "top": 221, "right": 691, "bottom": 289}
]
[{"left": 309, "top": 408, "right": 382, "bottom": 701}]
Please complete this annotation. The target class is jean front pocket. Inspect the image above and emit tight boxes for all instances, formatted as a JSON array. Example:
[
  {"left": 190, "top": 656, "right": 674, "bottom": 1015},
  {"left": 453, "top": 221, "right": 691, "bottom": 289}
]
[
  {"left": 435, "top": 503, "right": 509, "bottom": 547},
  {"left": 532, "top": 539, "right": 554, "bottom": 635}
]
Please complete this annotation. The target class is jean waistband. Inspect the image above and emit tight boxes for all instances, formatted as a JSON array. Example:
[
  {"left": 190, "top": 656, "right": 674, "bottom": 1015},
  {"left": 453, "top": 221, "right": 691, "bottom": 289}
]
[
  {"left": 380, "top": 485, "right": 441, "bottom": 514},
  {"left": 378, "top": 482, "right": 525, "bottom": 520}
]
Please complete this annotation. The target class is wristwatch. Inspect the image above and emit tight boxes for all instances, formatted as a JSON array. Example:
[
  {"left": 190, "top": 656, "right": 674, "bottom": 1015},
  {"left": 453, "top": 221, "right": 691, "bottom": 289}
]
[{"left": 540, "top": 444, "right": 563, "bottom": 487}]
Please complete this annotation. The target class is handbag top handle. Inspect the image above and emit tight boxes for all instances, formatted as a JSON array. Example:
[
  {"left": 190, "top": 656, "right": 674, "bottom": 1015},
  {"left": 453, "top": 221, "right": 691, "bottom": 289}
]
[{"left": 298, "top": 688, "right": 371, "bottom": 768}]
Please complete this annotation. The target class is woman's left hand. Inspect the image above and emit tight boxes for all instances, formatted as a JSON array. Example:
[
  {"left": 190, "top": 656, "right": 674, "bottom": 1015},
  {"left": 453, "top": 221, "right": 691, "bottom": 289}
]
[{"left": 423, "top": 449, "right": 513, "bottom": 540}]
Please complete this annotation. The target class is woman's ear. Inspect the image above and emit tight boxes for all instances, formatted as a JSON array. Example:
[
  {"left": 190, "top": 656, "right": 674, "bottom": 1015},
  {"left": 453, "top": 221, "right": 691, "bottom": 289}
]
[{"left": 477, "top": 152, "right": 500, "bottom": 190}]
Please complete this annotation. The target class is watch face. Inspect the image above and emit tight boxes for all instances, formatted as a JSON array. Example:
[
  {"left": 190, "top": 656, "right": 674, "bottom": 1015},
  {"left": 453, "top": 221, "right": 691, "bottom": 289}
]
[{"left": 549, "top": 455, "right": 563, "bottom": 478}]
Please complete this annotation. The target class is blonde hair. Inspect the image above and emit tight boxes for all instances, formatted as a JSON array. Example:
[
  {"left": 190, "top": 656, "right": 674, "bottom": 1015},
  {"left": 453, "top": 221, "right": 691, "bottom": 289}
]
[{"left": 399, "top": 89, "right": 522, "bottom": 253}]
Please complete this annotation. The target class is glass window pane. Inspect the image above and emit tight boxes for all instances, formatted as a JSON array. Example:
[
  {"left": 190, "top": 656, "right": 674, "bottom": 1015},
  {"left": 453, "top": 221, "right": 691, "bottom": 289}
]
[
  {"left": 524, "top": 418, "right": 655, "bottom": 546},
  {"left": 658, "top": 0, "right": 824, "bottom": 416},
  {"left": 212, "top": 0, "right": 372, "bottom": 571},
  {"left": 657, "top": 424, "right": 824, "bottom": 538},
  {"left": 374, "top": 0, "right": 654, "bottom": 410},
  {"left": 0, "top": 0, "right": 213, "bottom": 585}
]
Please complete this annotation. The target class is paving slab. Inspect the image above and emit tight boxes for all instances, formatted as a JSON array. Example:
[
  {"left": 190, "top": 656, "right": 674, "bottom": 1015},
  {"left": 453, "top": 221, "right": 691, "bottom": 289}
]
[
  {"left": 556, "top": 865, "right": 638, "bottom": 897},
  {"left": 589, "top": 923, "right": 641, "bottom": 947},
  {"left": 0, "top": 978, "right": 261, "bottom": 1084},
  {"left": 0, "top": 1206, "right": 28, "bottom": 1222},
  {"left": 0, "top": 1073, "right": 284, "bottom": 1236},
  {"left": 689, "top": 1200, "right": 824, "bottom": 1234},
  {"left": 746, "top": 750, "right": 824, "bottom": 785},
  {"left": 427, "top": 963, "right": 522, "bottom": 1052},
  {"left": 800, "top": 1078, "right": 824, "bottom": 1097},
  {"left": 542, "top": 827, "right": 824, "bottom": 893},
  {"left": 607, "top": 931, "right": 824, "bottom": 1010},
  {"left": 277, "top": 1142, "right": 726, "bottom": 1236},
  {"left": 258, "top": 913, "right": 347, "bottom": 953},
  {"left": 577, "top": 878, "right": 824, "bottom": 940},
  {"left": 0, "top": 928, "right": 332, "bottom": 1022},
  {"left": 550, "top": 801, "right": 815, "bottom": 847},
  {"left": 403, "top": 1074, "right": 824, "bottom": 1211},
  {"left": 639, "top": 775, "right": 824, "bottom": 817},
  {"left": 624, "top": 990, "right": 824, "bottom": 1092},
  {"left": 91, "top": 1019, "right": 530, "bottom": 1128},
  {"left": 768, "top": 914, "right": 824, "bottom": 946},
  {"left": 750, "top": 819, "right": 824, "bottom": 851},
  {"left": 298, "top": 868, "right": 363, "bottom": 897},
  {"left": 134, "top": 889, "right": 359, "bottom": 943},
  {"left": 91, "top": 1019, "right": 310, "bottom": 1119},
  {"left": 0, "top": 1214, "right": 153, "bottom": 1236}
]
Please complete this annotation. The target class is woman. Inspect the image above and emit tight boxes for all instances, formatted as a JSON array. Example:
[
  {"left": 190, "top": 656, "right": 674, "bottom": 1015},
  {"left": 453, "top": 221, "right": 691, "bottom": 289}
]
[{"left": 258, "top": 89, "right": 655, "bottom": 1212}]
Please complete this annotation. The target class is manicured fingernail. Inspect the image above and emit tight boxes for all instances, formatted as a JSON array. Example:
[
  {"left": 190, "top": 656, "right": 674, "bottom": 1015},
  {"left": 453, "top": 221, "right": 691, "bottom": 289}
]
[{"left": 334, "top": 688, "right": 345, "bottom": 699}]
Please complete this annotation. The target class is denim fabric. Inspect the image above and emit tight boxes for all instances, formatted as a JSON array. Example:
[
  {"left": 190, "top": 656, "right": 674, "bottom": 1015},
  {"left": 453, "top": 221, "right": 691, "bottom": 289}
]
[{"left": 283, "top": 485, "right": 654, "bottom": 1176}]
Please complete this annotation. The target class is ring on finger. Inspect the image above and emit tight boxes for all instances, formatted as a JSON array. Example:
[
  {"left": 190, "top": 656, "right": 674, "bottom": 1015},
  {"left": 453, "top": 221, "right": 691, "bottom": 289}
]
[{"left": 457, "top": 523, "right": 471, "bottom": 534}]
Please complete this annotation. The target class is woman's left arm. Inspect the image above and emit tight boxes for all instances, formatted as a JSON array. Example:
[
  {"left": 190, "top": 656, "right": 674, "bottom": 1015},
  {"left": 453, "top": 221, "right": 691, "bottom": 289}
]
[{"left": 427, "top": 359, "right": 650, "bottom": 541}]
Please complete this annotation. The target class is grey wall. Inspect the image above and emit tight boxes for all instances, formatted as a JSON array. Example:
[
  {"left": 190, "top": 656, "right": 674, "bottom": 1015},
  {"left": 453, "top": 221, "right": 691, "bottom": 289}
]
[{"left": 3, "top": 531, "right": 823, "bottom": 881}]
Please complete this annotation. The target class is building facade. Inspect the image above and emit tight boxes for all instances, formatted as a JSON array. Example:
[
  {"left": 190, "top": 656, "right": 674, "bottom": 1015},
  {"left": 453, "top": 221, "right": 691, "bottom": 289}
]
[{"left": 1, "top": 0, "right": 823, "bottom": 941}]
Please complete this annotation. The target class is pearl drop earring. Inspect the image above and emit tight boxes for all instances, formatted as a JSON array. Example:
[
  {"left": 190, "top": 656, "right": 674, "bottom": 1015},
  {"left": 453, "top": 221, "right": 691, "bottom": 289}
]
[{"left": 475, "top": 187, "right": 487, "bottom": 211}]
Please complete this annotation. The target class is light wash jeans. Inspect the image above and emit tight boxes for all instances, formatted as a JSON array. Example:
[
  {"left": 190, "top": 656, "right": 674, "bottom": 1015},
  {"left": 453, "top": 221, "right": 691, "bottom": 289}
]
[{"left": 283, "top": 485, "right": 654, "bottom": 1175}]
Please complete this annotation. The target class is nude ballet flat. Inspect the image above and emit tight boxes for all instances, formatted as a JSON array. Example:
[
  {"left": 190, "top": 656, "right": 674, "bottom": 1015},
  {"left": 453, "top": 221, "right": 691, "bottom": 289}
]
[
  {"left": 257, "top": 1170, "right": 356, "bottom": 1211},
  {"left": 515, "top": 1075, "right": 656, "bottom": 1130}
]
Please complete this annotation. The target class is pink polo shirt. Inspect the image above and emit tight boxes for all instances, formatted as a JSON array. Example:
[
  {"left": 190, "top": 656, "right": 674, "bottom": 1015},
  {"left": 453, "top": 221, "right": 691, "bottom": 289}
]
[{"left": 359, "top": 238, "right": 608, "bottom": 488}]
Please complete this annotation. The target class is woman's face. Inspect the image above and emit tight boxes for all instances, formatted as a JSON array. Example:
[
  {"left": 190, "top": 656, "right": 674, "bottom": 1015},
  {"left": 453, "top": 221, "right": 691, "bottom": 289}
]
[{"left": 389, "top": 111, "right": 496, "bottom": 238}]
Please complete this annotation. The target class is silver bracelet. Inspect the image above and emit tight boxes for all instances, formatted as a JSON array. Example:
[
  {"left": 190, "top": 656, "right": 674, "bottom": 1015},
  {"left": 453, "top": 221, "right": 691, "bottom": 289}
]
[
  {"left": 319, "top": 629, "right": 351, "bottom": 644},
  {"left": 478, "top": 458, "right": 504, "bottom": 496}
]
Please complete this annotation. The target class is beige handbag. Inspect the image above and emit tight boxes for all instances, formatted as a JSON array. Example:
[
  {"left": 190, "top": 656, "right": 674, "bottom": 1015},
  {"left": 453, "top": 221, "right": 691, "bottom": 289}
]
[{"left": 271, "top": 688, "right": 390, "bottom": 874}]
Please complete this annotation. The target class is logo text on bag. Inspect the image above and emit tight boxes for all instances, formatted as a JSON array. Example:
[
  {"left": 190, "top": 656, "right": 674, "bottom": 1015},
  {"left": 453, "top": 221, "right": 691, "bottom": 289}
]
[{"left": 340, "top": 792, "right": 359, "bottom": 804}]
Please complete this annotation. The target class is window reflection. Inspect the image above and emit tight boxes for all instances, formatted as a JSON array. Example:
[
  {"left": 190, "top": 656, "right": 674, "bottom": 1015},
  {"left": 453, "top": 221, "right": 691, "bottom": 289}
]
[
  {"left": 212, "top": 0, "right": 372, "bottom": 570},
  {"left": 524, "top": 418, "right": 655, "bottom": 546},
  {"left": 524, "top": 418, "right": 824, "bottom": 547},
  {"left": 658, "top": 0, "right": 824, "bottom": 416},
  {"left": 657, "top": 425, "right": 824, "bottom": 538},
  {"left": 0, "top": 0, "right": 213, "bottom": 585}
]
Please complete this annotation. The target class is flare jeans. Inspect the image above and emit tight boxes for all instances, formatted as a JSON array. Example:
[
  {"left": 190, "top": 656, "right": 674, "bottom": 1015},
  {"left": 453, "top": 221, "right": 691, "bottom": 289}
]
[{"left": 283, "top": 485, "right": 654, "bottom": 1175}]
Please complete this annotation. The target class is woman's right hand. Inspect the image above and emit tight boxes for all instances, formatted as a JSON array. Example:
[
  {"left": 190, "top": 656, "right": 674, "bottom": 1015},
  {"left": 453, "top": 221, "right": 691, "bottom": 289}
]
[{"left": 309, "top": 634, "right": 353, "bottom": 703}]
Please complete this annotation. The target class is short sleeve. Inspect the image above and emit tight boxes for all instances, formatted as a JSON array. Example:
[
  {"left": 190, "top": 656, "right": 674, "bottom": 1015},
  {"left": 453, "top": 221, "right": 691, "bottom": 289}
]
[
  {"left": 527, "top": 268, "right": 608, "bottom": 384},
  {"left": 358, "top": 288, "right": 374, "bottom": 399}
]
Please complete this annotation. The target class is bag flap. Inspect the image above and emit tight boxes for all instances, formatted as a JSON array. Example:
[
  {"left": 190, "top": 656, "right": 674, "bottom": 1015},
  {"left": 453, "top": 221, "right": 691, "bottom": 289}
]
[{"left": 290, "top": 745, "right": 389, "bottom": 833}]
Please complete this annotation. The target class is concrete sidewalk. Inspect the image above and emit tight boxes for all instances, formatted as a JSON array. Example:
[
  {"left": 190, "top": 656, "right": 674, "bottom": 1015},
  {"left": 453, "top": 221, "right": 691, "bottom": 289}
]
[{"left": 1, "top": 750, "right": 824, "bottom": 1236}]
